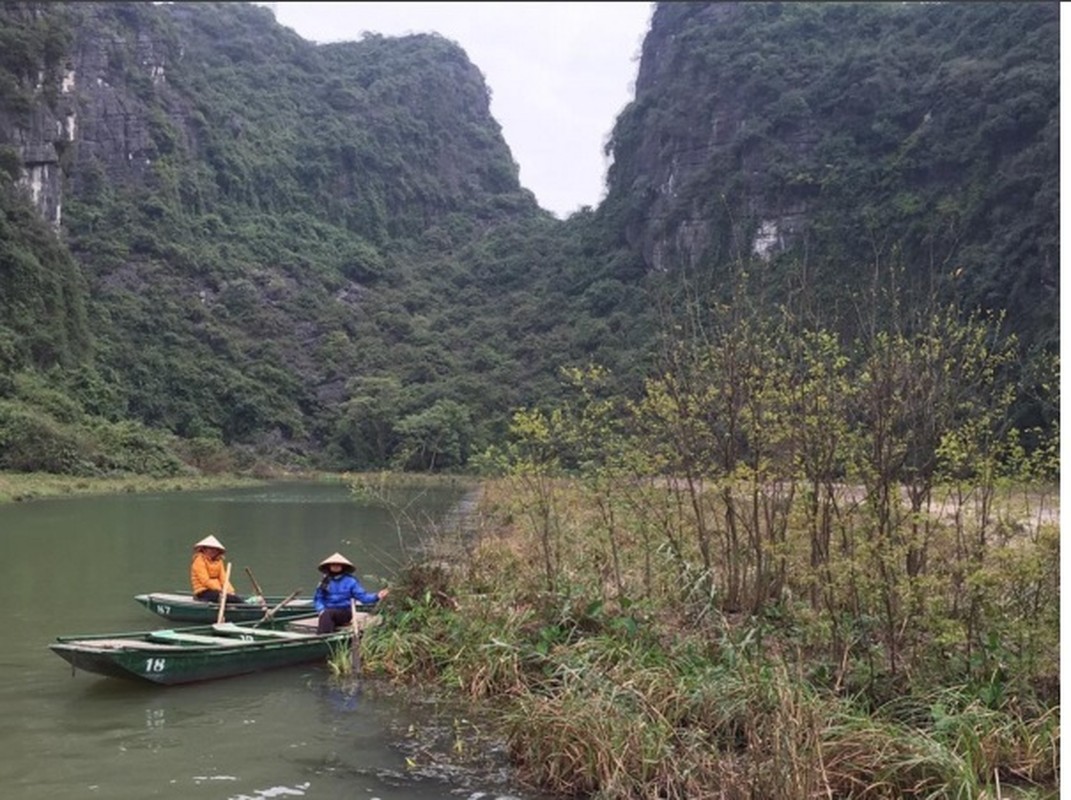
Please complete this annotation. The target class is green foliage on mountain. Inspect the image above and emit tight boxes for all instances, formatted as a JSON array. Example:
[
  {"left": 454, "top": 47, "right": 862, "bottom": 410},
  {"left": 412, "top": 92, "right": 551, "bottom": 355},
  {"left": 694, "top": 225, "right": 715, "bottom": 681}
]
[
  {"left": 0, "top": 1, "right": 1058, "bottom": 476},
  {"left": 0, "top": 184, "right": 88, "bottom": 373},
  {"left": 598, "top": 1, "right": 1058, "bottom": 441},
  {"left": 604, "top": 2, "right": 1058, "bottom": 352}
]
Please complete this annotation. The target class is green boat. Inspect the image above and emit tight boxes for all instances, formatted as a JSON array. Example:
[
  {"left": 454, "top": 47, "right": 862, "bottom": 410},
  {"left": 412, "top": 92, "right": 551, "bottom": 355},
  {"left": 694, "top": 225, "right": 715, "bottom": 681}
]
[
  {"left": 49, "top": 613, "right": 378, "bottom": 685},
  {"left": 134, "top": 591, "right": 318, "bottom": 623}
]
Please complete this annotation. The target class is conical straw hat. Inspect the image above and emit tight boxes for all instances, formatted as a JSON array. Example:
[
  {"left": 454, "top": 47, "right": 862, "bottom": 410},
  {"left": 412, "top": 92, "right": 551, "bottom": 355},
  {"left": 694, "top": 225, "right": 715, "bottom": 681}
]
[
  {"left": 318, "top": 552, "right": 355, "bottom": 572},
  {"left": 193, "top": 534, "right": 226, "bottom": 552}
]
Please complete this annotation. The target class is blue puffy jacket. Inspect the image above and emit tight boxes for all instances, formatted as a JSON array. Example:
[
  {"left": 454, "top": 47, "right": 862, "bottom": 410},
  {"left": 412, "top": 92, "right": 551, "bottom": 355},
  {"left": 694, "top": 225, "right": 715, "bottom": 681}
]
[{"left": 314, "top": 573, "right": 380, "bottom": 611}]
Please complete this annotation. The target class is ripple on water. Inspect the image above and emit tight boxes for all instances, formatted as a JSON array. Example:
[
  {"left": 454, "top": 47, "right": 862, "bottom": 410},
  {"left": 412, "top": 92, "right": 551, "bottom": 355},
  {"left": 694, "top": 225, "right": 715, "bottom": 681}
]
[{"left": 225, "top": 783, "right": 312, "bottom": 799}]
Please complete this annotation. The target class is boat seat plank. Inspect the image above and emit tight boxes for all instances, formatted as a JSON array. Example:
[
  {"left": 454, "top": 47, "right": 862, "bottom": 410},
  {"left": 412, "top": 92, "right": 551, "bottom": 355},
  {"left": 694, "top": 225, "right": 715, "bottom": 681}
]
[
  {"left": 148, "top": 630, "right": 241, "bottom": 646},
  {"left": 212, "top": 623, "right": 311, "bottom": 639},
  {"left": 147, "top": 592, "right": 198, "bottom": 604},
  {"left": 65, "top": 638, "right": 183, "bottom": 651}
]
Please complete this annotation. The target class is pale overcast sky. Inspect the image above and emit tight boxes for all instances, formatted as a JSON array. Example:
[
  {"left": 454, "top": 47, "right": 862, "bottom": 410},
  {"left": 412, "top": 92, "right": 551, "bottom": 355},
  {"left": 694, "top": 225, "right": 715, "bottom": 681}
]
[{"left": 262, "top": 2, "right": 654, "bottom": 219}]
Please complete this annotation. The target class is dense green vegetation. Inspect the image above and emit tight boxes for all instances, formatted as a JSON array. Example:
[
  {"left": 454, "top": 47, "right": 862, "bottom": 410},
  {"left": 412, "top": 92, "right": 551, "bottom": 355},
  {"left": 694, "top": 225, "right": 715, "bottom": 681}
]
[
  {"left": 364, "top": 289, "right": 1058, "bottom": 797},
  {"left": 0, "top": 1, "right": 1058, "bottom": 482},
  {"left": 603, "top": 2, "right": 1057, "bottom": 428}
]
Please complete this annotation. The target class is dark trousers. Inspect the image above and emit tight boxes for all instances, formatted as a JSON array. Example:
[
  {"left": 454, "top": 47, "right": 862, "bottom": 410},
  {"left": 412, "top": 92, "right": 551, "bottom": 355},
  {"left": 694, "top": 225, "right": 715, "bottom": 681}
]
[
  {"left": 195, "top": 589, "right": 245, "bottom": 604},
  {"left": 318, "top": 607, "right": 352, "bottom": 633}
]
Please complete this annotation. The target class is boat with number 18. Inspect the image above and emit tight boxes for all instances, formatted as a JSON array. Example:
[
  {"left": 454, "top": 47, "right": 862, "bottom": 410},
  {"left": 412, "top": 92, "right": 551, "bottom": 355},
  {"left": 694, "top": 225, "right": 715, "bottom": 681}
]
[{"left": 48, "top": 612, "right": 380, "bottom": 685}]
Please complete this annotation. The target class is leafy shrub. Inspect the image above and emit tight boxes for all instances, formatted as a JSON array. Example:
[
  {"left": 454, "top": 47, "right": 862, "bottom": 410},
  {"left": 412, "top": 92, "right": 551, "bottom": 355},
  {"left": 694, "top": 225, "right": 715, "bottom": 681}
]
[
  {"left": 0, "top": 401, "right": 96, "bottom": 474},
  {"left": 89, "top": 419, "right": 189, "bottom": 476}
]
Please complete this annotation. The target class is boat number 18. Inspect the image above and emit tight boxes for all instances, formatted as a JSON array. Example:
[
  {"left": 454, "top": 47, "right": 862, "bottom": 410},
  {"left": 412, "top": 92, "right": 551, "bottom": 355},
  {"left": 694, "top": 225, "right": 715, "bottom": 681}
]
[{"left": 144, "top": 658, "right": 167, "bottom": 673}]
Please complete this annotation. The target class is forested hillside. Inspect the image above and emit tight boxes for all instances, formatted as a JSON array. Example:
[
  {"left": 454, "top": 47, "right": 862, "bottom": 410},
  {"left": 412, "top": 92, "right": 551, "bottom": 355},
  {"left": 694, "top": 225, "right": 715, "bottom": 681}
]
[
  {"left": 0, "top": 1, "right": 1058, "bottom": 476},
  {"left": 602, "top": 2, "right": 1058, "bottom": 357}
]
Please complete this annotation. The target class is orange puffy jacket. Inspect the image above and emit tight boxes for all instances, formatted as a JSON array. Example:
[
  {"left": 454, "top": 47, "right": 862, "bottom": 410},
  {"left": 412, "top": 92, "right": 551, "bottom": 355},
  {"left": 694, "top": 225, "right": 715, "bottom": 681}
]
[{"left": 190, "top": 552, "right": 236, "bottom": 595}]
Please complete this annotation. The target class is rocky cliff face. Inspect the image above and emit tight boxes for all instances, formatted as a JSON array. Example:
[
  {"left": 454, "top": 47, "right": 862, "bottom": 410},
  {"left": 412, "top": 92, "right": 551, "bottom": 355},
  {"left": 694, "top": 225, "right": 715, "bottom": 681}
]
[
  {"left": 10, "top": 90, "right": 69, "bottom": 228},
  {"left": 605, "top": 2, "right": 815, "bottom": 273},
  {"left": 601, "top": 2, "right": 1059, "bottom": 353},
  {"left": 0, "top": 3, "right": 202, "bottom": 229},
  {"left": 63, "top": 6, "right": 186, "bottom": 192},
  {"left": 0, "top": 2, "right": 532, "bottom": 237},
  {"left": 0, "top": 5, "right": 73, "bottom": 227}
]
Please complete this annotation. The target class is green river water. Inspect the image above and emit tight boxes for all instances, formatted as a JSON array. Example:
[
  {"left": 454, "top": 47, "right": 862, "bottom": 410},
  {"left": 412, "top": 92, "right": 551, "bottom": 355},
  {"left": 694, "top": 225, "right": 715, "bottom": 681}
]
[{"left": 0, "top": 481, "right": 541, "bottom": 800}]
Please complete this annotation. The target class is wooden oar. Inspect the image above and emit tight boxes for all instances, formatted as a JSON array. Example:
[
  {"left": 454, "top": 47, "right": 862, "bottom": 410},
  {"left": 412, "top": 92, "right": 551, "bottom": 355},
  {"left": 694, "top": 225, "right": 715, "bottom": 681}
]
[
  {"left": 350, "top": 598, "right": 362, "bottom": 673},
  {"left": 216, "top": 562, "right": 233, "bottom": 625},
  {"left": 257, "top": 589, "right": 302, "bottom": 626},
  {"left": 244, "top": 566, "right": 269, "bottom": 608}
]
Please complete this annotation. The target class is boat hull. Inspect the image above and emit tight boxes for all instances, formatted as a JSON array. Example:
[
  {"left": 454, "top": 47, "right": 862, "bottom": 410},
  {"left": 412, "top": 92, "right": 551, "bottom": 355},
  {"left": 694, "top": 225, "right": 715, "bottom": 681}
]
[
  {"left": 49, "top": 615, "right": 361, "bottom": 686},
  {"left": 134, "top": 591, "right": 316, "bottom": 623}
]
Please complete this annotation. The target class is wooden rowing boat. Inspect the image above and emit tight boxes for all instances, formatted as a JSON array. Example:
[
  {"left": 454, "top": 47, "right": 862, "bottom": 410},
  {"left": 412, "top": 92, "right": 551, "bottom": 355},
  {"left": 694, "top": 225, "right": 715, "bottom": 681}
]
[
  {"left": 134, "top": 591, "right": 318, "bottom": 622},
  {"left": 49, "top": 613, "right": 379, "bottom": 685}
]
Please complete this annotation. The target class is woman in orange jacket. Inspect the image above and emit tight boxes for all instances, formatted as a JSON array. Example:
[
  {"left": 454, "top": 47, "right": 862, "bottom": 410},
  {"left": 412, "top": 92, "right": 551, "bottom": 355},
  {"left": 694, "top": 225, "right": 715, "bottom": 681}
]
[{"left": 190, "top": 534, "right": 244, "bottom": 604}]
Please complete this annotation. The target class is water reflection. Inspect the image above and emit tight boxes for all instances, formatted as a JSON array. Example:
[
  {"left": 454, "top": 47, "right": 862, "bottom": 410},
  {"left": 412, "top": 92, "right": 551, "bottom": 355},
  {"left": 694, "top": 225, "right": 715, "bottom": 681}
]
[{"left": 318, "top": 681, "right": 364, "bottom": 713}]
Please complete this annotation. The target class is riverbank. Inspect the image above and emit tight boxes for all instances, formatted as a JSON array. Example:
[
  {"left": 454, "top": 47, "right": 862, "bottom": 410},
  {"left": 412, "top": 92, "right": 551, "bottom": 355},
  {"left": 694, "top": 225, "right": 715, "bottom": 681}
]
[
  {"left": 364, "top": 475, "right": 1060, "bottom": 799},
  {"left": 0, "top": 471, "right": 273, "bottom": 504},
  {"left": 0, "top": 469, "right": 479, "bottom": 505}
]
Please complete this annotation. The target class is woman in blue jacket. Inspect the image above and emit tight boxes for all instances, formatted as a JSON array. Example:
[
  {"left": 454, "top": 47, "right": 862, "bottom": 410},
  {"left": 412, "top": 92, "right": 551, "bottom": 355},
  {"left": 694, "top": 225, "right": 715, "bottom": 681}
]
[{"left": 314, "top": 552, "right": 389, "bottom": 633}]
